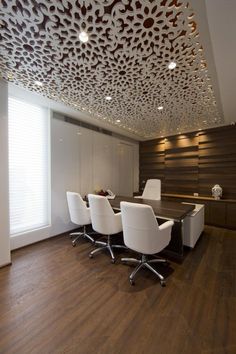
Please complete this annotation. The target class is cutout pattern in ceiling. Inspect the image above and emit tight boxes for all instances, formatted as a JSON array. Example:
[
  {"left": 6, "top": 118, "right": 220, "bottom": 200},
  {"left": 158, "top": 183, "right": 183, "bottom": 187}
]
[{"left": 0, "top": 0, "right": 223, "bottom": 138}]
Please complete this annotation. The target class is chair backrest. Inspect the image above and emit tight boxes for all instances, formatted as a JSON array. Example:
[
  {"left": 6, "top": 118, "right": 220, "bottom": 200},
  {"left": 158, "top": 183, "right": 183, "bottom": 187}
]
[
  {"left": 120, "top": 201, "right": 172, "bottom": 255},
  {"left": 88, "top": 194, "right": 122, "bottom": 235},
  {"left": 66, "top": 192, "right": 91, "bottom": 226},
  {"left": 142, "top": 179, "right": 161, "bottom": 200}
]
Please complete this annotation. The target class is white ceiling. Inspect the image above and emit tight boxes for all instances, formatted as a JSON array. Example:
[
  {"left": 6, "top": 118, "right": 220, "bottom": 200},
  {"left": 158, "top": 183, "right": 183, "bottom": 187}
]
[
  {"left": 0, "top": 0, "right": 233, "bottom": 140},
  {"left": 204, "top": 0, "right": 236, "bottom": 126}
]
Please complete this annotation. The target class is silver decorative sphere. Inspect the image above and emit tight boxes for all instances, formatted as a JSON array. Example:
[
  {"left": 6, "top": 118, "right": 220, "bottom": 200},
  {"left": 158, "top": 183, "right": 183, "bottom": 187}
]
[{"left": 212, "top": 184, "right": 222, "bottom": 200}]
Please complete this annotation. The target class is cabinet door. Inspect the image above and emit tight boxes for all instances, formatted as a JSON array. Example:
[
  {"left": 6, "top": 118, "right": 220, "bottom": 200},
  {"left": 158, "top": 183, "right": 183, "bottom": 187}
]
[
  {"left": 209, "top": 202, "right": 226, "bottom": 227},
  {"left": 226, "top": 204, "right": 236, "bottom": 229}
]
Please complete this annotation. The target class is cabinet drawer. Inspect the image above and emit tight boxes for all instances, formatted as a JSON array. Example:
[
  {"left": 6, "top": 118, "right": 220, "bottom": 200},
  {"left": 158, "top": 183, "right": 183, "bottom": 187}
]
[
  {"left": 226, "top": 203, "right": 236, "bottom": 229},
  {"left": 209, "top": 202, "right": 226, "bottom": 227}
]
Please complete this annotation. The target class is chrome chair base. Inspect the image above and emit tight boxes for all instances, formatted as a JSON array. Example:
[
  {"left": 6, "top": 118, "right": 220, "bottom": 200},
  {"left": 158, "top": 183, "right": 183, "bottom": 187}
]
[
  {"left": 70, "top": 225, "right": 95, "bottom": 246},
  {"left": 89, "top": 235, "right": 127, "bottom": 263},
  {"left": 121, "top": 254, "right": 168, "bottom": 286}
]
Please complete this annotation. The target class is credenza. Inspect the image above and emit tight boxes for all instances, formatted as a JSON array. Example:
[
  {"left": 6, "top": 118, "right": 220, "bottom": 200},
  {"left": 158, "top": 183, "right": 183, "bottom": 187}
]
[{"left": 161, "top": 193, "right": 236, "bottom": 230}]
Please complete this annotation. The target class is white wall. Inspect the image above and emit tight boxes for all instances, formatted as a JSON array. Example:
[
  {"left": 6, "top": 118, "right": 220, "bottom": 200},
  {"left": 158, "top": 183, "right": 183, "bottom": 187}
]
[
  {"left": 51, "top": 118, "right": 139, "bottom": 237},
  {"left": 7, "top": 85, "right": 139, "bottom": 249},
  {"left": 0, "top": 80, "right": 11, "bottom": 266}
]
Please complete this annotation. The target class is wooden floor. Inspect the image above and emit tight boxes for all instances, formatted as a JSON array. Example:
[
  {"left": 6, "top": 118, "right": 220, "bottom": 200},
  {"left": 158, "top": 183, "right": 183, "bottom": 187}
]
[{"left": 0, "top": 226, "right": 236, "bottom": 354}]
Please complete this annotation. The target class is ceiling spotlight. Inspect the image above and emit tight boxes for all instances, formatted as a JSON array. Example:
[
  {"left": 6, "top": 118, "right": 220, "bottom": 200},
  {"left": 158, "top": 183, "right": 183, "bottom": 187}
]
[
  {"left": 35, "top": 80, "right": 43, "bottom": 86},
  {"left": 116, "top": 119, "right": 121, "bottom": 123},
  {"left": 105, "top": 96, "right": 112, "bottom": 101},
  {"left": 168, "top": 61, "right": 177, "bottom": 70},
  {"left": 79, "top": 31, "right": 89, "bottom": 43},
  {"left": 158, "top": 106, "right": 163, "bottom": 110}
]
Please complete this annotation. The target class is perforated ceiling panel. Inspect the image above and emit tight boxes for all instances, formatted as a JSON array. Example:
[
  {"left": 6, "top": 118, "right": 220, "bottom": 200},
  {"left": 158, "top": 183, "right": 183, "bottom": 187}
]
[{"left": 0, "top": 0, "right": 223, "bottom": 138}]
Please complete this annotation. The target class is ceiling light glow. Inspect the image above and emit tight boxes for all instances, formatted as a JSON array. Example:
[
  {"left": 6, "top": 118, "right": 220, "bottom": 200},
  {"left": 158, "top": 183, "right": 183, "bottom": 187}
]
[
  {"left": 158, "top": 106, "right": 163, "bottom": 110},
  {"left": 105, "top": 96, "right": 112, "bottom": 101},
  {"left": 79, "top": 31, "right": 89, "bottom": 43},
  {"left": 35, "top": 80, "right": 43, "bottom": 86},
  {"left": 168, "top": 61, "right": 177, "bottom": 70},
  {"left": 116, "top": 119, "right": 121, "bottom": 123}
]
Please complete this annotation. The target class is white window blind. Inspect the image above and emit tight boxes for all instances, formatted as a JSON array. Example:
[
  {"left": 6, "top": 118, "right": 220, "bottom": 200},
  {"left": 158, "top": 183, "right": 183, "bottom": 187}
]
[{"left": 8, "top": 97, "right": 50, "bottom": 235}]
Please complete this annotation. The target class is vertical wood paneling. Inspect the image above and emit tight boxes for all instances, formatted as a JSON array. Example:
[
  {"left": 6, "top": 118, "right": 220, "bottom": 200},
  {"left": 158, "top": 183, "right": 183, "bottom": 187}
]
[{"left": 139, "top": 125, "right": 236, "bottom": 199}]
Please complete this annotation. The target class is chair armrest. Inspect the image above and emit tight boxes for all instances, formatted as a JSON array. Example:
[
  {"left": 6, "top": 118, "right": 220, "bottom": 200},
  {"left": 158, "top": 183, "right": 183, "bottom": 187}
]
[
  {"left": 159, "top": 220, "right": 174, "bottom": 231},
  {"left": 114, "top": 212, "right": 122, "bottom": 232}
]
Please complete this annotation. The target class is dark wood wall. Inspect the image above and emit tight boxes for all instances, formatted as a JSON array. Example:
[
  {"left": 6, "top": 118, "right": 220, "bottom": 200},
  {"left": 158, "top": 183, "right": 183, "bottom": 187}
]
[{"left": 139, "top": 125, "right": 236, "bottom": 199}]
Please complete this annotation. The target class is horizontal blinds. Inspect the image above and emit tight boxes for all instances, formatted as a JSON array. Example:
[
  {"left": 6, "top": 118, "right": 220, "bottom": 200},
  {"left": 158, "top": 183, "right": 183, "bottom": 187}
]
[{"left": 8, "top": 97, "right": 49, "bottom": 235}]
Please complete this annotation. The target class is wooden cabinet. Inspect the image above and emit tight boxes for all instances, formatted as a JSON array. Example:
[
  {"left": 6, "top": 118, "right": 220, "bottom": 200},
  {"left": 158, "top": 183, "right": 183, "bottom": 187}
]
[
  {"left": 208, "top": 202, "right": 226, "bottom": 226},
  {"left": 161, "top": 193, "right": 236, "bottom": 229},
  {"left": 226, "top": 204, "right": 236, "bottom": 229}
]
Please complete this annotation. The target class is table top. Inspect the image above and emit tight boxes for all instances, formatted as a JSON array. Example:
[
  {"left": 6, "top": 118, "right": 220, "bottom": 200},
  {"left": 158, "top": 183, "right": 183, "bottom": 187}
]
[{"left": 109, "top": 196, "right": 195, "bottom": 221}]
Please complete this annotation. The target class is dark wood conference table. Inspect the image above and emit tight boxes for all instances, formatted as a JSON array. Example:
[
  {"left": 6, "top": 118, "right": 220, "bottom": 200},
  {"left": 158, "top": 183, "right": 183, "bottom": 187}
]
[
  {"left": 109, "top": 196, "right": 195, "bottom": 259},
  {"left": 109, "top": 196, "right": 194, "bottom": 222}
]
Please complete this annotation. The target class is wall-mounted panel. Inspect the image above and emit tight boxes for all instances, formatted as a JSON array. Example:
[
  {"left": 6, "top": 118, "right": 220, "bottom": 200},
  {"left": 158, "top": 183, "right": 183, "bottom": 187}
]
[
  {"left": 165, "top": 135, "right": 199, "bottom": 195},
  {"left": 198, "top": 128, "right": 236, "bottom": 199},
  {"left": 140, "top": 139, "right": 165, "bottom": 192},
  {"left": 139, "top": 125, "right": 236, "bottom": 200}
]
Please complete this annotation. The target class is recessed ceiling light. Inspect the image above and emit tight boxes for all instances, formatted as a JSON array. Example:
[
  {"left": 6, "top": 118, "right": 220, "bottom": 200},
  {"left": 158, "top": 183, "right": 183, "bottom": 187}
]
[
  {"left": 35, "top": 80, "right": 43, "bottom": 86},
  {"left": 105, "top": 96, "right": 112, "bottom": 101},
  {"left": 168, "top": 61, "right": 177, "bottom": 70},
  {"left": 116, "top": 119, "right": 121, "bottom": 123},
  {"left": 158, "top": 106, "right": 163, "bottom": 110},
  {"left": 79, "top": 31, "right": 89, "bottom": 43}
]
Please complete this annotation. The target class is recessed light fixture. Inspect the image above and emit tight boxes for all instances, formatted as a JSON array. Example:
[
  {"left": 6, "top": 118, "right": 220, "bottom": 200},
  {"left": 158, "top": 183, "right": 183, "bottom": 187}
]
[
  {"left": 168, "top": 61, "right": 177, "bottom": 70},
  {"left": 158, "top": 106, "right": 163, "bottom": 110},
  {"left": 116, "top": 119, "right": 121, "bottom": 123},
  {"left": 105, "top": 96, "right": 112, "bottom": 101},
  {"left": 79, "top": 31, "right": 89, "bottom": 43},
  {"left": 35, "top": 80, "right": 43, "bottom": 86}
]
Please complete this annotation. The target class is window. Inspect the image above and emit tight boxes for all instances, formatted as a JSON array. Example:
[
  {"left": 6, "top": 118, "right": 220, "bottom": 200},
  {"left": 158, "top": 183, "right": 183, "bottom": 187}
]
[{"left": 8, "top": 97, "right": 50, "bottom": 235}]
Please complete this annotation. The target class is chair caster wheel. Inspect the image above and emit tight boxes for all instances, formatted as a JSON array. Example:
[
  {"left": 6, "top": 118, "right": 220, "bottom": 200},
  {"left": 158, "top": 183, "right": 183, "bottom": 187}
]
[
  {"left": 129, "top": 279, "right": 135, "bottom": 286},
  {"left": 111, "top": 258, "right": 116, "bottom": 264},
  {"left": 89, "top": 254, "right": 93, "bottom": 259},
  {"left": 160, "top": 280, "right": 166, "bottom": 287},
  {"left": 72, "top": 242, "right": 76, "bottom": 247}
]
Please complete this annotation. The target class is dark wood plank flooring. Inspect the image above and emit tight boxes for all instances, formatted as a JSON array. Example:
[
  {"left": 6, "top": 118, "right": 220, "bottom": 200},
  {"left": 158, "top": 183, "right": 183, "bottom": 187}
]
[{"left": 0, "top": 226, "right": 236, "bottom": 354}]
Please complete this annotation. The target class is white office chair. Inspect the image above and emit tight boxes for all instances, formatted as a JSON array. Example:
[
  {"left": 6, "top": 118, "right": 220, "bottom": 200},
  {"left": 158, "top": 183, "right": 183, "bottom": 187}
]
[
  {"left": 135, "top": 179, "right": 161, "bottom": 200},
  {"left": 88, "top": 194, "right": 126, "bottom": 263},
  {"left": 120, "top": 201, "right": 174, "bottom": 286},
  {"left": 66, "top": 191, "right": 95, "bottom": 246}
]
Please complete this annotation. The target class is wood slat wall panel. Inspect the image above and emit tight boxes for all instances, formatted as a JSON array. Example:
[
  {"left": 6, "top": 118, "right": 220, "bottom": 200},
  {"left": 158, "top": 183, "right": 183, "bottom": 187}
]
[
  {"left": 198, "top": 127, "right": 236, "bottom": 199},
  {"left": 139, "top": 125, "right": 236, "bottom": 199},
  {"left": 164, "top": 135, "right": 199, "bottom": 194},
  {"left": 140, "top": 140, "right": 165, "bottom": 192}
]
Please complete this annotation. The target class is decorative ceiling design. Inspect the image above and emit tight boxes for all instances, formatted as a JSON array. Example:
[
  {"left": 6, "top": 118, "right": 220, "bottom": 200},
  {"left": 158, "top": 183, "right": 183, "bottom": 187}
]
[{"left": 0, "top": 0, "right": 223, "bottom": 139}]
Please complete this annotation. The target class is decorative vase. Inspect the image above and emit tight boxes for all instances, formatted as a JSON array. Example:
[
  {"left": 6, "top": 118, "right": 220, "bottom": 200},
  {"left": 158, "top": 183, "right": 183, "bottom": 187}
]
[{"left": 212, "top": 184, "right": 222, "bottom": 200}]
